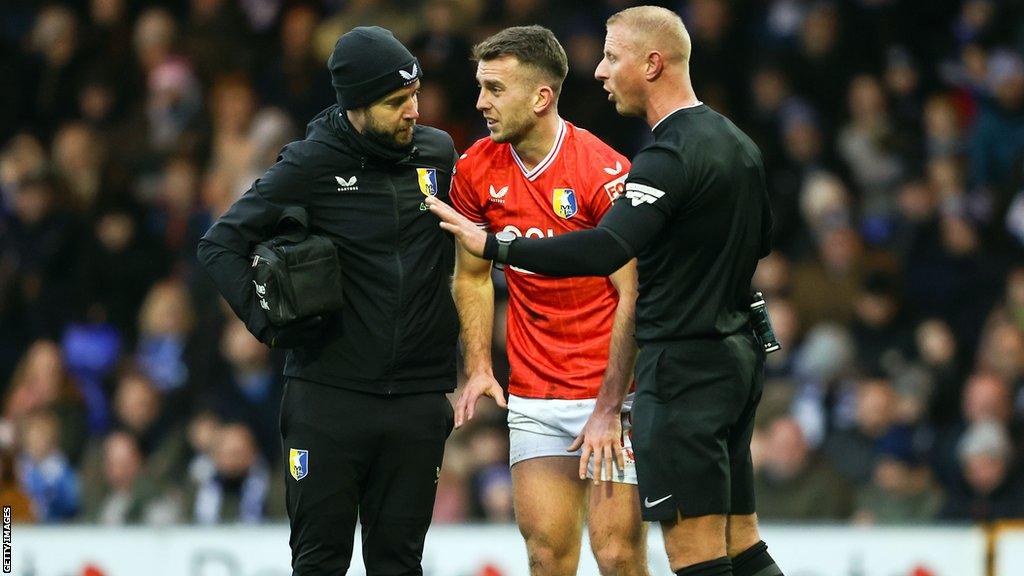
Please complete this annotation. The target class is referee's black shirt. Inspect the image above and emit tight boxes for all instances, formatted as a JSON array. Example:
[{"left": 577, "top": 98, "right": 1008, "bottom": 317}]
[{"left": 492, "top": 104, "right": 772, "bottom": 343}]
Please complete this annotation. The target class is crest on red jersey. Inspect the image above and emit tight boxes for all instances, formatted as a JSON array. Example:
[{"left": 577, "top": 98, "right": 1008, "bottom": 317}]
[{"left": 552, "top": 188, "right": 578, "bottom": 219}]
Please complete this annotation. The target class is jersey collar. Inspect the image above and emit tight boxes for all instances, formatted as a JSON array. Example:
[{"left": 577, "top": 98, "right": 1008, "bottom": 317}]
[
  {"left": 510, "top": 117, "right": 567, "bottom": 182},
  {"left": 652, "top": 101, "right": 704, "bottom": 132}
]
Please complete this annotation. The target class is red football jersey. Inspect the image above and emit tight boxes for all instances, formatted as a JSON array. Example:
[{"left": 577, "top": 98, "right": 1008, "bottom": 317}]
[{"left": 451, "top": 119, "right": 630, "bottom": 399}]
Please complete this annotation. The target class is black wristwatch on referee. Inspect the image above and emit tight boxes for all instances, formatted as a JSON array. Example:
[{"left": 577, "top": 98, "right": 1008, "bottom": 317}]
[{"left": 494, "top": 230, "right": 516, "bottom": 263}]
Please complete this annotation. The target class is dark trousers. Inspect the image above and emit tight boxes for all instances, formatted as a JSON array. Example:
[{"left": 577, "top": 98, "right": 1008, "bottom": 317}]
[{"left": 281, "top": 378, "right": 454, "bottom": 575}]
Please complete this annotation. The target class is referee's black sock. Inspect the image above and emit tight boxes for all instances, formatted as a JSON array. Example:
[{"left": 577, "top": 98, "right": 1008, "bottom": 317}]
[
  {"left": 731, "top": 541, "right": 784, "bottom": 576},
  {"left": 674, "top": 556, "right": 732, "bottom": 576}
]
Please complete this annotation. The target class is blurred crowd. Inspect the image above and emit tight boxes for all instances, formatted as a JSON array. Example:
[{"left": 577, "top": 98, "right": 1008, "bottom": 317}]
[{"left": 1, "top": 0, "right": 1023, "bottom": 527}]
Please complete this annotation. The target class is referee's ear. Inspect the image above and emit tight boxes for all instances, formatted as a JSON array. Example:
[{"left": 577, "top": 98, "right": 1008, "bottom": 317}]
[{"left": 644, "top": 51, "right": 666, "bottom": 81}]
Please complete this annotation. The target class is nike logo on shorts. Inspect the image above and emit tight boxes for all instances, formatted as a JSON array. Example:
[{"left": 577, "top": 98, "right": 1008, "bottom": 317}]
[{"left": 644, "top": 494, "right": 673, "bottom": 508}]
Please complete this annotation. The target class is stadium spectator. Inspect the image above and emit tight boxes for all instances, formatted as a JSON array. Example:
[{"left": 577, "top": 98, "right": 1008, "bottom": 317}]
[
  {"left": 79, "top": 370, "right": 187, "bottom": 488},
  {"left": 187, "top": 422, "right": 282, "bottom": 524},
  {"left": 181, "top": 0, "right": 253, "bottom": 85},
  {"left": 464, "top": 423, "right": 511, "bottom": 521},
  {"left": 941, "top": 420, "right": 1024, "bottom": 520},
  {"left": 969, "top": 50, "right": 1024, "bottom": 195},
  {"left": 922, "top": 95, "right": 964, "bottom": 160},
  {"left": 763, "top": 297, "right": 800, "bottom": 382},
  {"left": 258, "top": 4, "right": 335, "bottom": 126},
  {"left": 790, "top": 224, "right": 863, "bottom": 328},
  {"left": 850, "top": 271, "right": 915, "bottom": 376},
  {"left": 771, "top": 108, "right": 836, "bottom": 257},
  {"left": 23, "top": 6, "right": 83, "bottom": 141},
  {"left": 0, "top": 448, "right": 35, "bottom": 523},
  {"left": 754, "top": 417, "right": 853, "bottom": 521},
  {"left": 79, "top": 431, "right": 178, "bottom": 525},
  {"left": 0, "top": 174, "right": 81, "bottom": 341},
  {"left": 931, "top": 372, "right": 1023, "bottom": 488},
  {"left": 790, "top": 323, "right": 857, "bottom": 447},
  {"left": 838, "top": 74, "right": 906, "bottom": 226},
  {"left": 407, "top": 0, "right": 477, "bottom": 134},
  {"left": 134, "top": 279, "right": 199, "bottom": 413},
  {"left": 785, "top": 1, "right": 855, "bottom": 131},
  {"left": 852, "top": 443, "right": 945, "bottom": 525},
  {"left": 202, "top": 318, "right": 283, "bottom": 463},
  {"left": 914, "top": 319, "right": 964, "bottom": 428},
  {"left": 745, "top": 64, "right": 797, "bottom": 170},
  {"left": 76, "top": 200, "right": 165, "bottom": 345},
  {"left": 146, "top": 156, "right": 204, "bottom": 258},
  {"left": 3, "top": 340, "right": 88, "bottom": 464},
  {"left": 977, "top": 321, "right": 1024, "bottom": 389},
  {"left": 432, "top": 439, "right": 471, "bottom": 524},
  {"left": 18, "top": 410, "right": 79, "bottom": 522},
  {"left": 825, "top": 378, "right": 910, "bottom": 487},
  {"left": 184, "top": 410, "right": 220, "bottom": 486}
]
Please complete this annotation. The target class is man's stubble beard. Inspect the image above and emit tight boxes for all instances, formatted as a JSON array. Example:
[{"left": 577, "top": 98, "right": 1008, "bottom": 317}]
[
  {"left": 491, "top": 113, "right": 531, "bottom": 146},
  {"left": 365, "top": 113, "right": 415, "bottom": 148}
]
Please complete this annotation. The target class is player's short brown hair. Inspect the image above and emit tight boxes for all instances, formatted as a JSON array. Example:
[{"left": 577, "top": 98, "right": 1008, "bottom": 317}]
[{"left": 472, "top": 25, "right": 569, "bottom": 98}]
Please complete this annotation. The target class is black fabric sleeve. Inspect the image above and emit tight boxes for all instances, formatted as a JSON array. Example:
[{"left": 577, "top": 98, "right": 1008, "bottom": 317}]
[
  {"left": 492, "top": 145, "right": 681, "bottom": 277},
  {"left": 490, "top": 196, "right": 669, "bottom": 277},
  {"left": 197, "top": 152, "right": 308, "bottom": 343},
  {"left": 486, "top": 226, "right": 630, "bottom": 277}
]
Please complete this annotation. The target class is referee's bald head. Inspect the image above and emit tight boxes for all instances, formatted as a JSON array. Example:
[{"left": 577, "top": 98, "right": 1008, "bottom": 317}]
[{"left": 606, "top": 5, "right": 691, "bottom": 66}]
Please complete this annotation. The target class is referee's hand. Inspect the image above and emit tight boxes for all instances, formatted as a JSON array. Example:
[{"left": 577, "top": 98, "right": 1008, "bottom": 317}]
[
  {"left": 454, "top": 372, "right": 507, "bottom": 428},
  {"left": 425, "top": 196, "right": 487, "bottom": 258},
  {"left": 569, "top": 411, "right": 625, "bottom": 485}
]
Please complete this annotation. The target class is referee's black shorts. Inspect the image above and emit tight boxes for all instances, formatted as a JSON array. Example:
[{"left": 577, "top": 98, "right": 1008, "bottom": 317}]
[
  {"left": 280, "top": 378, "right": 454, "bottom": 575},
  {"left": 631, "top": 332, "right": 764, "bottom": 521}
]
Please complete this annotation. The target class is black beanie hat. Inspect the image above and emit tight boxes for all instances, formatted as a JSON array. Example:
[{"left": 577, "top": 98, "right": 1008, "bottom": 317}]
[{"left": 328, "top": 26, "right": 421, "bottom": 110}]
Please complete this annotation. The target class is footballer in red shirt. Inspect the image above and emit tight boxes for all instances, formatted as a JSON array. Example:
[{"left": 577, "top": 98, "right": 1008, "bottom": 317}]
[{"left": 449, "top": 27, "right": 647, "bottom": 575}]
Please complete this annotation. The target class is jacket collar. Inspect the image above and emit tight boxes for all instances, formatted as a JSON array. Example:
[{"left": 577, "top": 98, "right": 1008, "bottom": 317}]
[{"left": 328, "top": 106, "right": 418, "bottom": 167}]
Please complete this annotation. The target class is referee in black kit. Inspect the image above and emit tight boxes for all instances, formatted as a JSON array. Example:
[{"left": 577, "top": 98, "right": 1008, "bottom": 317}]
[
  {"left": 429, "top": 6, "right": 785, "bottom": 576},
  {"left": 198, "top": 27, "right": 458, "bottom": 575}
]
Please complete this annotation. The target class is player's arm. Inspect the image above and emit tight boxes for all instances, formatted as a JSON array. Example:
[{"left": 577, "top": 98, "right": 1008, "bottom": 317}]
[
  {"left": 451, "top": 232, "right": 507, "bottom": 427},
  {"left": 570, "top": 259, "right": 638, "bottom": 482},
  {"left": 450, "top": 158, "right": 509, "bottom": 424}
]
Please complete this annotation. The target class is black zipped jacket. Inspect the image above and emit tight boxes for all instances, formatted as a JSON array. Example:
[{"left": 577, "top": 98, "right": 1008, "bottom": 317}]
[{"left": 197, "top": 105, "right": 459, "bottom": 395}]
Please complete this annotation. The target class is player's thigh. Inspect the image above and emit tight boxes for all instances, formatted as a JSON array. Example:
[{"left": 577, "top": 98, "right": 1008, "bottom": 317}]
[
  {"left": 512, "top": 456, "right": 589, "bottom": 553},
  {"left": 587, "top": 480, "right": 645, "bottom": 554}
]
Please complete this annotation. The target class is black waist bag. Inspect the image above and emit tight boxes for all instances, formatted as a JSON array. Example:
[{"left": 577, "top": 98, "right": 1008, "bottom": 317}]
[{"left": 250, "top": 207, "right": 343, "bottom": 326}]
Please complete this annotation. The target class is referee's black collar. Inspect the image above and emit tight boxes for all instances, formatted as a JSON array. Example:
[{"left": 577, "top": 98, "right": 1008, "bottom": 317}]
[{"left": 652, "top": 101, "right": 706, "bottom": 133}]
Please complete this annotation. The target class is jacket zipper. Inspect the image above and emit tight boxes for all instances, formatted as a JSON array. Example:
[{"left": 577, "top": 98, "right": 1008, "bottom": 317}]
[{"left": 388, "top": 173, "right": 403, "bottom": 394}]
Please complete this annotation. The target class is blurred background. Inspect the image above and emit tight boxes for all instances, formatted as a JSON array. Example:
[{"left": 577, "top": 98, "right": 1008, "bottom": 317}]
[{"left": 1, "top": 0, "right": 1024, "bottom": 570}]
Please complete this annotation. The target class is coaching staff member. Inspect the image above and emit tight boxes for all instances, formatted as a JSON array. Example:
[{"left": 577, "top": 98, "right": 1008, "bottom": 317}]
[
  {"left": 198, "top": 27, "right": 458, "bottom": 576},
  {"left": 428, "top": 7, "right": 784, "bottom": 576}
]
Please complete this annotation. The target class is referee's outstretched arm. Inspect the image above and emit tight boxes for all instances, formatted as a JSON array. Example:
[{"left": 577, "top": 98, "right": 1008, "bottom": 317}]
[
  {"left": 482, "top": 191, "right": 666, "bottom": 277},
  {"left": 425, "top": 170, "right": 673, "bottom": 278}
]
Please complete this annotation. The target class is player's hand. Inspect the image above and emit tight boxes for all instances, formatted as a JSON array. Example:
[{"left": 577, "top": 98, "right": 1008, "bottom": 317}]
[
  {"left": 425, "top": 196, "right": 487, "bottom": 258},
  {"left": 454, "top": 372, "right": 507, "bottom": 428},
  {"left": 569, "top": 410, "right": 624, "bottom": 485}
]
